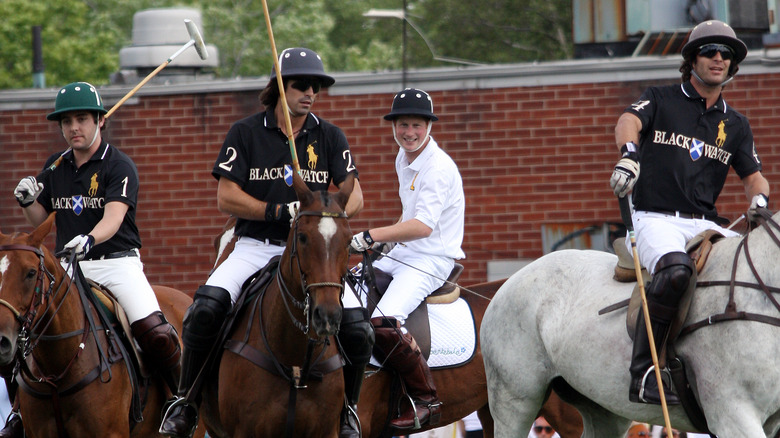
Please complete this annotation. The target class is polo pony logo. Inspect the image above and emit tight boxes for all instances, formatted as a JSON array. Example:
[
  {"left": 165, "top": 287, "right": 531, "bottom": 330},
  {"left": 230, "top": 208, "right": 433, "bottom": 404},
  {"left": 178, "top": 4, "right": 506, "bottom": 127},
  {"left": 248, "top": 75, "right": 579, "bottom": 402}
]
[
  {"left": 88, "top": 172, "right": 99, "bottom": 196},
  {"left": 716, "top": 120, "right": 727, "bottom": 147},
  {"left": 307, "top": 142, "right": 318, "bottom": 170}
]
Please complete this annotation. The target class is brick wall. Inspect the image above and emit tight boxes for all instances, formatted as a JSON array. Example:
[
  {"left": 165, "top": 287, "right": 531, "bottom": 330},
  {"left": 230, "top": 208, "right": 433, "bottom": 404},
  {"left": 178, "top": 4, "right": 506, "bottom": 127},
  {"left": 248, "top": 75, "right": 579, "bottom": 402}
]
[{"left": 2, "top": 72, "right": 780, "bottom": 295}]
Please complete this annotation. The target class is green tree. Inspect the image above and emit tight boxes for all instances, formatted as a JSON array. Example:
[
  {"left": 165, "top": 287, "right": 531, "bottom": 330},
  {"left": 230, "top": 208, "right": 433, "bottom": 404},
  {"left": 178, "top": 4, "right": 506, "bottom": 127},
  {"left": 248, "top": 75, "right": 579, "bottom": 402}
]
[{"left": 0, "top": 0, "right": 573, "bottom": 90}]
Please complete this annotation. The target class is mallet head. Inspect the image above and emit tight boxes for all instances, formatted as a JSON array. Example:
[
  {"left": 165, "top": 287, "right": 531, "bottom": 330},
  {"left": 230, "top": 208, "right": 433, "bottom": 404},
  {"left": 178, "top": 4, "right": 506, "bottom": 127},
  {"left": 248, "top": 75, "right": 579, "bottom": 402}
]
[{"left": 184, "top": 19, "right": 209, "bottom": 60}]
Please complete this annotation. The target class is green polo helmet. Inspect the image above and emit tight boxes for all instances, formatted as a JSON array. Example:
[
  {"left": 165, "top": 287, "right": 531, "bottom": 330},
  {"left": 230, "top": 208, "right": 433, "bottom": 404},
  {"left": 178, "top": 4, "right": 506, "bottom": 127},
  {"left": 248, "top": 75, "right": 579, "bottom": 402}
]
[{"left": 47, "top": 82, "right": 107, "bottom": 121}]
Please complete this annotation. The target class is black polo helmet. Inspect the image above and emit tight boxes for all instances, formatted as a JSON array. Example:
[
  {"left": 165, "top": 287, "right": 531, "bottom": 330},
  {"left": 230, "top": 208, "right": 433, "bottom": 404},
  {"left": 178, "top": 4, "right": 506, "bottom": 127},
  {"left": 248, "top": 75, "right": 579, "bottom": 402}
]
[
  {"left": 383, "top": 88, "right": 438, "bottom": 121},
  {"left": 269, "top": 48, "right": 335, "bottom": 87},
  {"left": 682, "top": 20, "right": 747, "bottom": 64}
]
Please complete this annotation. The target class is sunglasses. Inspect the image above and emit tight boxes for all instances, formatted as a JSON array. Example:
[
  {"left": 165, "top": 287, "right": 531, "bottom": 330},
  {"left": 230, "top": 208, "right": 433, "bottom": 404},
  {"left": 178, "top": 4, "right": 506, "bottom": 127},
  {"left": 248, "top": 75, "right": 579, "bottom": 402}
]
[
  {"left": 698, "top": 43, "right": 734, "bottom": 60},
  {"left": 290, "top": 77, "right": 321, "bottom": 93},
  {"left": 534, "top": 425, "right": 553, "bottom": 434}
]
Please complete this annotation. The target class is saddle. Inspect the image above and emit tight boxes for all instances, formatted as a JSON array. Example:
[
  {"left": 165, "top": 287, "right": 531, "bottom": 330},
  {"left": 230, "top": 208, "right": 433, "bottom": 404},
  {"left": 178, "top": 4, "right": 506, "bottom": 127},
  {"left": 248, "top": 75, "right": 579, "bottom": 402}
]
[{"left": 359, "top": 263, "right": 464, "bottom": 360}]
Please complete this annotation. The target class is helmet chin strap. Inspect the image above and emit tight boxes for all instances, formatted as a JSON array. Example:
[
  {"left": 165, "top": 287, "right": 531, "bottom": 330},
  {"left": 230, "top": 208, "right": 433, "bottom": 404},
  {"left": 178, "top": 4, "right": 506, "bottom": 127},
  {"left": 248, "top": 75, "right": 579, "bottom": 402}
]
[
  {"left": 88, "top": 114, "right": 102, "bottom": 147},
  {"left": 692, "top": 69, "right": 735, "bottom": 88},
  {"left": 393, "top": 120, "right": 433, "bottom": 152}
]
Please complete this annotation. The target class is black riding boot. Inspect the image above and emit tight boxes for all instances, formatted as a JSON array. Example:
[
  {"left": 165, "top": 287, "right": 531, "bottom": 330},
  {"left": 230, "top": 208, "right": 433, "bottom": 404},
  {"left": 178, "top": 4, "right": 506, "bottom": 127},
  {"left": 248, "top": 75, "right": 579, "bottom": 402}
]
[
  {"left": 0, "top": 414, "right": 22, "bottom": 438},
  {"left": 160, "top": 285, "right": 231, "bottom": 438},
  {"left": 628, "top": 252, "right": 693, "bottom": 405},
  {"left": 338, "top": 308, "right": 374, "bottom": 438},
  {"left": 0, "top": 377, "right": 23, "bottom": 438},
  {"left": 628, "top": 311, "right": 680, "bottom": 405}
]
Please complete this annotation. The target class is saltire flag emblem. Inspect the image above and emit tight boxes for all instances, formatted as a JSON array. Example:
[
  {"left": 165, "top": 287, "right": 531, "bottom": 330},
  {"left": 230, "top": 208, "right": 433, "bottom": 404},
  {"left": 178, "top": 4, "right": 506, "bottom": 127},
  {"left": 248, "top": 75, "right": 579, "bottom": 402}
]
[
  {"left": 72, "top": 195, "right": 84, "bottom": 215},
  {"left": 690, "top": 138, "right": 704, "bottom": 161},
  {"left": 284, "top": 164, "right": 293, "bottom": 187}
]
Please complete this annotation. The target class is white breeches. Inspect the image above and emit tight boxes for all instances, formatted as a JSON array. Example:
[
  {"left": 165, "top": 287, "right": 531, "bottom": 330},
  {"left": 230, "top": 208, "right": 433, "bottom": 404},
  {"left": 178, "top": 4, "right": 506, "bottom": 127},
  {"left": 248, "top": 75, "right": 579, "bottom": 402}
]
[{"left": 206, "top": 237, "right": 285, "bottom": 304}]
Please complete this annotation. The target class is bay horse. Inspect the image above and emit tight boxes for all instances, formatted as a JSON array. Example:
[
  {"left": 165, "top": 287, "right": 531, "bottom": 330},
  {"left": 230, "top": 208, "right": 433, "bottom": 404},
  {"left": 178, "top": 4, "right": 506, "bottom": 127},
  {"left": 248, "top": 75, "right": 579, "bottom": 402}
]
[
  {"left": 199, "top": 172, "right": 354, "bottom": 437},
  {"left": 209, "top": 208, "right": 583, "bottom": 437},
  {"left": 0, "top": 214, "right": 203, "bottom": 437},
  {"left": 482, "top": 210, "right": 780, "bottom": 437}
]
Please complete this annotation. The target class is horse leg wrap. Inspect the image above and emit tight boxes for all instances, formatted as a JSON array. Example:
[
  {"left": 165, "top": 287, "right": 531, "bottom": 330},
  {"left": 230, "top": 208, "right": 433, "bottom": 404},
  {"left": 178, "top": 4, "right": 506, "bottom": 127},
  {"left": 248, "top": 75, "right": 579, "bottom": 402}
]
[
  {"left": 131, "top": 311, "right": 182, "bottom": 393},
  {"left": 371, "top": 317, "right": 441, "bottom": 429}
]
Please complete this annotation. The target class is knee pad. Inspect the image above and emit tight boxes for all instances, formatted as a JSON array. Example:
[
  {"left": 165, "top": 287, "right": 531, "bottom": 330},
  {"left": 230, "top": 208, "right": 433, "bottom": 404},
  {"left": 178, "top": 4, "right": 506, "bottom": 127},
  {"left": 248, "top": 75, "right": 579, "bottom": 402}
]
[
  {"left": 182, "top": 285, "right": 232, "bottom": 350},
  {"left": 131, "top": 311, "right": 181, "bottom": 370},
  {"left": 338, "top": 308, "right": 374, "bottom": 363},
  {"left": 648, "top": 252, "right": 694, "bottom": 309}
]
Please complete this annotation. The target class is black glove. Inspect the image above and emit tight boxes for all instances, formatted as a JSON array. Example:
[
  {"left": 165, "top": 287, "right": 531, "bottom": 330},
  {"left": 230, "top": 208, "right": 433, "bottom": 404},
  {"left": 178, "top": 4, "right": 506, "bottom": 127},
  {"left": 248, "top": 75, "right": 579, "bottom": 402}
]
[{"left": 265, "top": 201, "right": 300, "bottom": 225}]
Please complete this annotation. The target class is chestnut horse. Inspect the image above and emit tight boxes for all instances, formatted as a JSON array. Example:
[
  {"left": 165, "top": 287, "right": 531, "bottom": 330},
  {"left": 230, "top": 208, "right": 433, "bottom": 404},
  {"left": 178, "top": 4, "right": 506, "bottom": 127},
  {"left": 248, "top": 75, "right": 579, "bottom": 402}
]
[
  {"left": 199, "top": 172, "right": 355, "bottom": 437},
  {"left": 0, "top": 214, "right": 202, "bottom": 437},
  {"left": 356, "top": 278, "right": 583, "bottom": 438}
]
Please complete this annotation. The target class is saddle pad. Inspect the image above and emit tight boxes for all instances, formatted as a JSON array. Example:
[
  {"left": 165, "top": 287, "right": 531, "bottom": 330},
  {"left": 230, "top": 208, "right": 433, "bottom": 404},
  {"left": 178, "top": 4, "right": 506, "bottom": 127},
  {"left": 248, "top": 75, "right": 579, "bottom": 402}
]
[{"left": 370, "top": 297, "right": 476, "bottom": 369}]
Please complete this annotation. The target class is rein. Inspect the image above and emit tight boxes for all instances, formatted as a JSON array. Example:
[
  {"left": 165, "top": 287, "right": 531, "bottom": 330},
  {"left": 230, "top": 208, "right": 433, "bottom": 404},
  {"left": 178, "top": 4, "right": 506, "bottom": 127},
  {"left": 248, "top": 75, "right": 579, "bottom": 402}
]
[
  {"left": 368, "top": 247, "right": 492, "bottom": 301},
  {"left": 681, "top": 208, "right": 780, "bottom": 336}
]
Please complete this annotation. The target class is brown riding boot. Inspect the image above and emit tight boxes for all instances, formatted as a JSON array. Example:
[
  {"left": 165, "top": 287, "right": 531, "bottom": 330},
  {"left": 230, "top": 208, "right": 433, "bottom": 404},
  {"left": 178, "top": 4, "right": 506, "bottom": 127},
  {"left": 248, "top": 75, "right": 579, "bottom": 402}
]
[
  {"left": 131, "top": 311, "right": 182, "bottom": 395},
  {"left": 372, "top": 317, "right": 441, "bottom": 430}
]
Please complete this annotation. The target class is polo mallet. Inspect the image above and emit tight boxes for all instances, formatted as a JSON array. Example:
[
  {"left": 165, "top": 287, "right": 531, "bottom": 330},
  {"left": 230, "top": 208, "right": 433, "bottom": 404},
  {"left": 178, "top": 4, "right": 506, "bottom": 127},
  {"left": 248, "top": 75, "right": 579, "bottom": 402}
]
[
  {"left": 261, "top": 0, "right": 301, "bottom": 174},
  {"left": 37, "top": 19, "right": 209, "bottom": 181},
  {"left": 618, "top": 196, "right": 675, "bottom": 434},
  {"left": 105, "top": 19, "right": 209, "bottom": 118}
]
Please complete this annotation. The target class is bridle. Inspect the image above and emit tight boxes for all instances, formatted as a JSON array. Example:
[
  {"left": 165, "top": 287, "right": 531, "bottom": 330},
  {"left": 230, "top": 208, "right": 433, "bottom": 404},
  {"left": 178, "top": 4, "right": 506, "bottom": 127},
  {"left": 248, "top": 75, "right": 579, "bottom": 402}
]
[
  {"left": 276, "top": 209, "right": 349, "bottom": 335},
  {"left": 0, "top": 244, "right": 57, "bottom": 353}
]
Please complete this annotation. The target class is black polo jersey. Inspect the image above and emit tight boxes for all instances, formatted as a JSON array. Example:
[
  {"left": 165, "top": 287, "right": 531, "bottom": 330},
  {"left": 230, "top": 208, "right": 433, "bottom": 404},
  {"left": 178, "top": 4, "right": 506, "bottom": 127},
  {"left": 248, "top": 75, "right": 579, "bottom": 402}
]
[
  {"left": 211, "top": 110, "right": 358, "bottom": 242},
  {"left": 37, "top": 141, "right": 142, "bottom": 257},
  {"left": 626, "top": 81, "right": 761, "bottom": 217}
]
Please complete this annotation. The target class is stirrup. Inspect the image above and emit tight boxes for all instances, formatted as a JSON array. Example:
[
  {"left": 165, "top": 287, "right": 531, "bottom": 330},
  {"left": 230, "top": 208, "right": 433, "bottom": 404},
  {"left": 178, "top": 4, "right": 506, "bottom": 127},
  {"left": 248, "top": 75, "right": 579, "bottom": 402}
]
[
  {"left": 638, "top": 366, "right": 679, "bottom": 404},
  {"left": 159, "top": 396, "right": 198, "bottom": 437},
  {"left": 339, "top": 403, "right": 362, "bottom": 438}
]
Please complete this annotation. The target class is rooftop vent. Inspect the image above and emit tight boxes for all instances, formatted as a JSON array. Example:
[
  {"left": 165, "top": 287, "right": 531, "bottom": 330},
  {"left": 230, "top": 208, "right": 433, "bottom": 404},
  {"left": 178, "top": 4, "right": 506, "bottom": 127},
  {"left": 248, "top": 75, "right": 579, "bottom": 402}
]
[{"left": 112, "top": 8, "right": 219, "bottom": 85}]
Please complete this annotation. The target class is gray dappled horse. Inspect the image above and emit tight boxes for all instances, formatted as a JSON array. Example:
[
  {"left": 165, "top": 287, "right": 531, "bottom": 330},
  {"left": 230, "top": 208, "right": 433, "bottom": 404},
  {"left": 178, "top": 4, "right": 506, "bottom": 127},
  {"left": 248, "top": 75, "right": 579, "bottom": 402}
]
[{"left": 482, "top": 212, "right": 780, "bottom": 437}]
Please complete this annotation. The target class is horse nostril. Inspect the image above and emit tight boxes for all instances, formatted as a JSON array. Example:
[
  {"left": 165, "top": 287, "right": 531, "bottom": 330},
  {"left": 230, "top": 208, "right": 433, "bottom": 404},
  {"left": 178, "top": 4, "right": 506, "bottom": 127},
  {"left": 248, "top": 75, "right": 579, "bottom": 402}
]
[{"left": 0, "top": 335, "right": 15, "bottom": 361}]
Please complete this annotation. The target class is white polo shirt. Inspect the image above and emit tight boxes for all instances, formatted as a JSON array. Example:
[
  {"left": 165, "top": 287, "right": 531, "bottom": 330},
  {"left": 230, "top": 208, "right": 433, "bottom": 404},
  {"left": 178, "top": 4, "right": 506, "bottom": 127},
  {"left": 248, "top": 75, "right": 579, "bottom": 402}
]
[{"left": 396, "top": 137, "right": 465, "bottom": 260}]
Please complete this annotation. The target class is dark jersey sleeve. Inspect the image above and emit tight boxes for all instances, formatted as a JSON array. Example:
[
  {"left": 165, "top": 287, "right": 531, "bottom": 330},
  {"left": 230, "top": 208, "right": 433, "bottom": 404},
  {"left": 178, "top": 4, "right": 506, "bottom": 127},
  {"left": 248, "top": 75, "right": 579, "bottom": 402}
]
[
  {"left": 623, "top": 87, "right": 658, "bottom": 136},
  {"left": 104, "top": 153, "right": 139, "bottom": 208},
  {"left": 212, "top": 122, "right": 252, "bottom": 186},
  {"left": 325, "top": 124, "right": 358, "bottom": 187}
]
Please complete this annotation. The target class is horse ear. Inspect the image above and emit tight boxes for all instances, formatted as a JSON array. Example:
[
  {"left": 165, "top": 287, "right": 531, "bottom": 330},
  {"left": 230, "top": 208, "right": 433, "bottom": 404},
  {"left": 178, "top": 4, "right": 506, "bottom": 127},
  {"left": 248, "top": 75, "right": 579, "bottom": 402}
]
[
  {"left": 28, "top": 213, "right": 56, "bottom": 248},
  {"left": 292, "top": 170, "right": 314, "bottom": 206},
  {"left": 334, "top": 173, "right": 355, "bottom": 210}
]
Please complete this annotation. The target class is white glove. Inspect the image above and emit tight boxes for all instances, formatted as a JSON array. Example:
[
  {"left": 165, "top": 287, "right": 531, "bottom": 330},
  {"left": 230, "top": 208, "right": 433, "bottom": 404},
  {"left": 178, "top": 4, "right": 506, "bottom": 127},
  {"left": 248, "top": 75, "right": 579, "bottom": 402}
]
[
  {"left": 350, "top": 231, "right": 375, "bottom": 253},
  {"left": 747, "top": 193, "right": 769, "bottom": 222},
  {"left": 14, "top": 176, "right": 43, "bottom": 207},
  {"left": 610, "top": 157, "right": 640, "bottom": 198},
  {"left": 64, "top": 234, "right": 95, "bottom": 261},
  {"left": 265, "top": 201, "right": 300, "bottom": 225}
]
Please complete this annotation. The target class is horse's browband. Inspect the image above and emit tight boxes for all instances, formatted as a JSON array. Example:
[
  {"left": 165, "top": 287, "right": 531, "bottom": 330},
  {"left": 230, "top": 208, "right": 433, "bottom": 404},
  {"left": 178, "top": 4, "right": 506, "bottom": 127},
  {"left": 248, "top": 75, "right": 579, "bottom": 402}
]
[{"left": 0, "top": 244, "right": 43, "bottom": 257}]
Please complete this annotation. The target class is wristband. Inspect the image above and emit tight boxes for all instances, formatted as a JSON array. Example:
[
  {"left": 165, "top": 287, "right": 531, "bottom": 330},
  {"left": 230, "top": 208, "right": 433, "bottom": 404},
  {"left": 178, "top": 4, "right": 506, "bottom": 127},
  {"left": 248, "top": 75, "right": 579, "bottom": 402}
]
[{"left": 362, "top": 230, "right": 374, "bottom": 245}]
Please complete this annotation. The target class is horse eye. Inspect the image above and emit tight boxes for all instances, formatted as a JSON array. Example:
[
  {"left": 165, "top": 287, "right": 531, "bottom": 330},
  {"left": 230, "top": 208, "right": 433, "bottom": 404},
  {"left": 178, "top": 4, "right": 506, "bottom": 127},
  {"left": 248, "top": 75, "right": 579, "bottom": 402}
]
[
  {"left": 298, "top": 234, "right": 308, "bottom": 245},
  {"left": 25, "top": 269, "right": 36, "bottom": 280}
]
